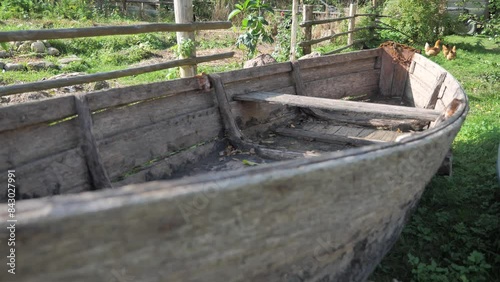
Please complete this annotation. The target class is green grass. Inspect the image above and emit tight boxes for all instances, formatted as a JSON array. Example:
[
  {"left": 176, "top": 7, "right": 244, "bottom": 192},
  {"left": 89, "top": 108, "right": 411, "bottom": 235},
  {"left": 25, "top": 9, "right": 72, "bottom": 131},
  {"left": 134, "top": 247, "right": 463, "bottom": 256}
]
[{"left": 370, "top": 35, "right": 500, "bottom": 282}]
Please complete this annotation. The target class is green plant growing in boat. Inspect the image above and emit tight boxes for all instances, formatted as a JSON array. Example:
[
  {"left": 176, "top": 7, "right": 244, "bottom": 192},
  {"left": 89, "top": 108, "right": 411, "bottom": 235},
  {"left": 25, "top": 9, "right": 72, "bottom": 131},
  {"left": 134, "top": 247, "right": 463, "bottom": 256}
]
[{"left": 228, "top": 0, "right": 274, "bottom": 59}]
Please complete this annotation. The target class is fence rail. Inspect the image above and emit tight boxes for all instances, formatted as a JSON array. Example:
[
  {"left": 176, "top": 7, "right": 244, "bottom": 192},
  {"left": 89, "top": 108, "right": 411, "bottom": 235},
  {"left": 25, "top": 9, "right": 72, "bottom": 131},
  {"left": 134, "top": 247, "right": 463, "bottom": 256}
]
[
  {"left": 0, "top": 21, "right": 231, "bottom": 42},
  {"left": 298, "top": 3, "right": 384, "bottom": 56}
]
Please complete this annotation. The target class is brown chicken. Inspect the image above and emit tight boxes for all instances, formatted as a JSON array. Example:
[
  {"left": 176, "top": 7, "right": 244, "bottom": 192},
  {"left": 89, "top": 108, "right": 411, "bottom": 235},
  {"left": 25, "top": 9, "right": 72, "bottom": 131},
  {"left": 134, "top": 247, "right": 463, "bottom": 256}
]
[
  {"left": 424, "top": 40, "right": 441, "bottom": 56},
  {"left": 446, "top": 46, "right": 457, "bottom": 60},
  {"left": 442, "top": 44, "right": 451, "bottom": 56}
]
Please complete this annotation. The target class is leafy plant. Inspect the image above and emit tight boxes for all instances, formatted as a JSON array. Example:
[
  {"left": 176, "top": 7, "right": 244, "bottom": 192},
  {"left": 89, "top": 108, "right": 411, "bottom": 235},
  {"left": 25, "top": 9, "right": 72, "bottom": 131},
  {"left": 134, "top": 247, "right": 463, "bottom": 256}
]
[
  {"left": 272, "top": 11, "right": 303, "bottom": 62},
  {"left": 228, "top": 0, "right": 274, "bottom": 59}
]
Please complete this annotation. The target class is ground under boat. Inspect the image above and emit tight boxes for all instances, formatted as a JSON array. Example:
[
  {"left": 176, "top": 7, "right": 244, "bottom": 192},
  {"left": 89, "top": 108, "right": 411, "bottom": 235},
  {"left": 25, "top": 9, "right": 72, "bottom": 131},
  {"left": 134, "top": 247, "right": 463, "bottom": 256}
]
[{"left": 0, "top": 43, "right": 468, "bottom": 282}]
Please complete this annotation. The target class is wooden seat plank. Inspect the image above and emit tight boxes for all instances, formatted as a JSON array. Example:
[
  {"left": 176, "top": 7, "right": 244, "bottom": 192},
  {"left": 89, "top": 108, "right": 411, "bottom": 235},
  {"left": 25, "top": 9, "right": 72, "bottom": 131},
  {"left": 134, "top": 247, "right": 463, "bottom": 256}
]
[{"left": 234, "top": 92, "right": 441, "bottom": 121}]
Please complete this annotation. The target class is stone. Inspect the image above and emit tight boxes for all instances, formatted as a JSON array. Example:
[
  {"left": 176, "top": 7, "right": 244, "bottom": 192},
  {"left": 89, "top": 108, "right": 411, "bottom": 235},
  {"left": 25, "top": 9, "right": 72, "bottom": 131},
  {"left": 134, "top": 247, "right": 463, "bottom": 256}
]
[
  {"left": 17, "top": 42, "right": 31, "bottom": 53},
  {"left": 31, "top": 41, "right": 46, "bottom": 53},
  {"left": 58, "top": 56, "right": 82, "bottom": 65},
  {"left": 243, "top": 54, "right": 277, "bottom": 68},
  {"left": 92, "top": 80, "right": 110, "bottom": 91},
  {"left": 0, "top": 50, "right": 11, "bottom": 58},
  {"left": 27, "top": 61, "right": 58, "bottom": 71},
  {"left": 42, "top": 40, "right": 51, "bottom": 48},
  {"left": 4, "top": 63, "right": 26, "bottom": 71},
  {"left": 299, "top": 52, "right": 322, "bottom": 60},
  {"left": 47, "top": 47, "right": 60, "bottom": 56},
  {"left": 0, "top": 61, "right": 5, "bottom": 69}
]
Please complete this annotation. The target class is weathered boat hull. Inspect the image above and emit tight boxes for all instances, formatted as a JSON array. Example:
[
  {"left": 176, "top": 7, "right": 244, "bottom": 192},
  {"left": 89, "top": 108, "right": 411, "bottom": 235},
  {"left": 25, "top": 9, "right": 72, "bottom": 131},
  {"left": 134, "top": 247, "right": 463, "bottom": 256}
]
[{"left": 0, "top": 48, "right": 468, "bottom": 281}]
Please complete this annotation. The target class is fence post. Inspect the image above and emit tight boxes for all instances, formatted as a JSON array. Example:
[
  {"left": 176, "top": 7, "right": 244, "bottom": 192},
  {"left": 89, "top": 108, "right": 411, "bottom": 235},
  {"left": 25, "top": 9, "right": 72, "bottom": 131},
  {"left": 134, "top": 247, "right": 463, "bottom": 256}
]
[
  {"left": 347, "top": 3, "right": 357, "bottom": 45},
  {"left": 289, "top": 0, "right": 299, "bottom": 61},
  {"left": 303, "top": 5, "right": 313, "bottom": 55},
  {"left": 174, "top": 0, "right": 197, "bottom": 77}
]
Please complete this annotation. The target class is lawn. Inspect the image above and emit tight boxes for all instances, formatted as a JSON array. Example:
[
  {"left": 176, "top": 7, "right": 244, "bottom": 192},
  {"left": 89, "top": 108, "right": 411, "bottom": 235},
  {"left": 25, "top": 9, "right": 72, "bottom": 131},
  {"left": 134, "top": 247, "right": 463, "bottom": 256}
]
[{"left": 370, "top": 35, "right": 500, "bottom": 282}]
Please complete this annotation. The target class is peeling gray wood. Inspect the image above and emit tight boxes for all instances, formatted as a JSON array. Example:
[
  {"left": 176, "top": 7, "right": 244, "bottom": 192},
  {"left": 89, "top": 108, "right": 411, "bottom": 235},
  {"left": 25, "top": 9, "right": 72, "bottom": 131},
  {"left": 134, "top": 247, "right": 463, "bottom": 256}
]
[
  {"left": 275, "top": 127, "right": 385, "bottom": 146},
  {"left": 0, "top": 119, "right": 79, "bottom": 171},
  {"left": 425, "top": 72, "right": 448, "bottom": 109},
  {"left": 0, "top": 95, "right": 75, "bottom": 132},
  {"left": 218, "top": 62, "right": 292, "bottom": 84},
  {"left": 74, "top": 94, "right": 112, "bottom": 189},
  {"left": 300, "top": 58, "right": 377, "bottom": 83},
  {"left": 298, "top": 49, "right": 380, "bottom": 70},
  {"left": 92, "top": 89, "right": 215, "bottom": 140},
  {"left": 99, "top": 107, "right": 222, "bottom": 180},
  {"left": 303, "top": 70, "right": 380, "bottom": 99},
  {"left": 234, "top": 92, "right": 441, "bottom": 121}
]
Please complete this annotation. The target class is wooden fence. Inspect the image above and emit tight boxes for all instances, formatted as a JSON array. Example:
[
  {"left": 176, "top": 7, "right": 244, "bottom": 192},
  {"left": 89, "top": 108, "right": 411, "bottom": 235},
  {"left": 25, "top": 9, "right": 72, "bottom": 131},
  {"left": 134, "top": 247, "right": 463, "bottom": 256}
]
[
  {"left": 0, "top": 21, "right": 233, "bottom": 96},
  {"left": 298, "top": 3, "right": 386, "bottom": 56}
]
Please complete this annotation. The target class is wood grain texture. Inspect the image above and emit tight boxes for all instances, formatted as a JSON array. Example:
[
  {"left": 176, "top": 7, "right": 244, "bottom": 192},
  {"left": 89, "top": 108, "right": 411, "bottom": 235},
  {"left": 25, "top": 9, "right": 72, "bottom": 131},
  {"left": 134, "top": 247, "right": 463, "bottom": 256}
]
[
  {"left": 234, "top": 92, "right": 441, "bottom": 121},
  {"left": 0, "top": 95, "right": 75, "bottom": 132},
  {"left": 86, "top": 76, "right": 209, "bottom": 110},
  {"left": 0, "top": 119, "right": 79, "bottom": 171},
  {"left": 114, "top": 140, "right": 220, "bottom": 186},
  {"left": 303, "top": 70, "right": 380, "bottom": 99},
  {"left": 390, "top": 63, "right": 409, "bottom": 97},
  {"left": 425, "top": 72, "right": 448, "bottom": 109},
  {"left": 218, "top": 62, "right": 292, "bottom": 84},
  {"left": 0, "top": 148, "right": 90, "bottom": 201},
  {"left": 0, "top": 108, "right": 466, "bottom": 282},
  {"left": 92, "top": 89, "right": 215, "bottom": 140},
  {"left": 298, "top": 48, "right": 380, "bottom": 70},
  {"left": 379, "top": 51, "right": 395, "bottom": 96},
  {"left": 275, "top": 127, "right": 385, "bottom": 146},
  {"left": 74, "top": 93, "right": 112, "bottom": 189},
  {"left": 209, "top": 74, "right": 246, "bottom": 148},
  {"left": 223, "top": 72, "right": 294, "bottom": 98},
  {"left": 98, "top": 107, "right": 223, "bottom": 180},
  {"left": 300, "top": 57, "right": 377, "bottom": 83}
]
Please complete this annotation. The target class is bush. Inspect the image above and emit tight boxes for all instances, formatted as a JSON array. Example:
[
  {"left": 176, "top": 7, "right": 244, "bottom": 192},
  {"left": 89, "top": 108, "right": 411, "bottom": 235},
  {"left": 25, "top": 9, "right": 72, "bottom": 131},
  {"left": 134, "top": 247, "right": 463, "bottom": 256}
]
[{"left": 380, "top": 0, "right": 454, "bottom": 44}]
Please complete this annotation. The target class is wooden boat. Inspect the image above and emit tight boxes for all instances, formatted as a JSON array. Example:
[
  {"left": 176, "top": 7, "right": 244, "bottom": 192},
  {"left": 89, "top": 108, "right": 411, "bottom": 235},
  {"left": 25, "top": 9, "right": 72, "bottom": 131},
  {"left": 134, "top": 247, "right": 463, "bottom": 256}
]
[{"left": 0, "top": 44, "right": 468, "bottom": 282}]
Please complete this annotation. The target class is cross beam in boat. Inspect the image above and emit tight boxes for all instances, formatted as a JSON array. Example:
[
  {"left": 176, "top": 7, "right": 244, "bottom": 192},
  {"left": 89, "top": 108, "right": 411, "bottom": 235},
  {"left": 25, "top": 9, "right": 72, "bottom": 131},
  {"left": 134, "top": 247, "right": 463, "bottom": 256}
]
[{"left": 233, "top": 92, "right": 441, "bottom": 121}]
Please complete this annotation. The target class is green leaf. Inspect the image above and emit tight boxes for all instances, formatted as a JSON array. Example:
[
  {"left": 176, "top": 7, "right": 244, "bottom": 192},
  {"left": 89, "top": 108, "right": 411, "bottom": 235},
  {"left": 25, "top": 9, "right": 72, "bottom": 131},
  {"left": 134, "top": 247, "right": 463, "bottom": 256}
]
[
  {"left": 228, "top": 9, "right": 241, "bottom": 20},
  {"left": 242, "top": 159, "right": 259, "bottom": 166}
]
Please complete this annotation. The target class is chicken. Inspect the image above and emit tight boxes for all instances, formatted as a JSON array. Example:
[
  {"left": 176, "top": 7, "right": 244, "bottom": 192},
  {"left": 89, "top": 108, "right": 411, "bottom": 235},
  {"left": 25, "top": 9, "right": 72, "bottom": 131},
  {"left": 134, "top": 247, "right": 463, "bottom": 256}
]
[
  {"left": 424, "top": 39, "right": 441, "bottom": 56},
  {"left": 446, "top": 46, "right": 457, "bottom": 60},
  {"left": 442, "top": 44, "right": 451, "bottom": 57}
]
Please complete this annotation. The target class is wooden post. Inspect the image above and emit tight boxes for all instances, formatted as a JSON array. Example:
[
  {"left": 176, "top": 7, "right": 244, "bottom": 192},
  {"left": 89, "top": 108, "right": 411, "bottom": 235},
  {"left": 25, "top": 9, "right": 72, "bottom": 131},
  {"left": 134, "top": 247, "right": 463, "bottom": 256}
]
[
  {"left": 290, "top": 0, "right": 299, "bottom": 61},
  {"left": 174, "top": 0, "right": 196, "bottom": 77},
  {"left": 303, "top": 5, "right": 313, "bottom": 55},
  {"left": 347, "top": 3, "right": 357, "bottom": 45},
  {"left": 373, "top": 0, "right": 377, "bottom": 8}
]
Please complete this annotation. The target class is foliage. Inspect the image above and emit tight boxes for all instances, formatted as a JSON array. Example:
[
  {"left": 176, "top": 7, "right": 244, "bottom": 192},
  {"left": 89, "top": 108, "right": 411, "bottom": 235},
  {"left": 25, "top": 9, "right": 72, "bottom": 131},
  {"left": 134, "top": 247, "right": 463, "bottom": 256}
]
[
  {"left": 271, "top": 12, "right": 303, "bottom": 62},
  {"left": 370, "top": 35, "right": 500, "bottom": 282},
  {"left": 228, "top": 0, "right": 274, "bottom": 59},
  {"left": 380, "top": 0, "right": 455, "bottom": 44}
]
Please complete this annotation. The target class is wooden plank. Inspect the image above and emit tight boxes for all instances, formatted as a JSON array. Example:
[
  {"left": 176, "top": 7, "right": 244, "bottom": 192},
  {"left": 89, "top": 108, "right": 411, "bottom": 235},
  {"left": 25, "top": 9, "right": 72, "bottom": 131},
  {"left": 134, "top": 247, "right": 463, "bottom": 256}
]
[
  {"left": 218, "top": 62, "right": 292, "bottom": 84},
  {"left": 405, "top": 73, "right": 434, "bottom": 108},
  {"left": 0, "top": 148, "right": 90, "bottom": 201},
  {"left": 412, "top": 54, "right": 443, "bottom": 78},
  {"left": 223, "top": 72, "right": 294, "bottom": 98},
  {"left": 303, "top": 70, "right": 380, "bottom": 99},
  {"left": 300, "top": 57, "right": 377, "bottom": 83},
  {"left": 86, "top": 76, "right": 207, "bottom": 110},
  {"left": 425, "top": 72, "right": 447, "bottom": 109},
  {"left": 0, "top": 22, "right": 232, "bottom": 42},
  {"left": 0, "top": 53, "right": 234, "bottom": 97},
  {"left": 298, "top": 49, "right": 380, "bottom": 70},
  {"left": 306, "top": 111, "right": 428, "bottom": 131},
  {"left": 114, "top": 140, "right": 220, "bottom": 186},
  {"left": 0, "top": 95, "right": 75, "bottom": 132},
  {"left": 0, "top": 120, "right": 79, "bottom": 171},
  {"left": 390, "top": 63, "right": 409, "bottom": 97},
  {"left": 275, "top": 127, "right": 384, "bottom": 146},
  {"left": 208, "top": 74, "right": 247, "bottom": 149},
  {"left": 92, "top": 89, "right": 215, "bottom": 139},
  {"left": 379, "top": 50, "right": 395, "bottom": 96},
  {"left": 99, "top": 107, "right": 222, "bottom": 180},
  {"left": 74, "top": 94, "right": 112, "bottom": 189},
  {"left": 233, "top": 92, "right": 441, "bottom": 121}
]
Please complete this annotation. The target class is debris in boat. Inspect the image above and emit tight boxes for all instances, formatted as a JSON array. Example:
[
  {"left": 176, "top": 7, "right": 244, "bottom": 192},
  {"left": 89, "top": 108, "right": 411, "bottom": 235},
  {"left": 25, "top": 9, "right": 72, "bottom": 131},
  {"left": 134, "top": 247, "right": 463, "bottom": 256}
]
[
  {"left": 395, "top": 133, "right": 413, "bottom": 142},
  {"left": 379, "top": 41, "right": 420, "bottom": 67},
  {"left": 195, "top": 72, "right": 211, "bottom": 92},
  {"left": 242, "top": 159, "right": 259, "bottom": 166},
  {"left": 249, "top": 148, "right": 256, "bottom": 155}
]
